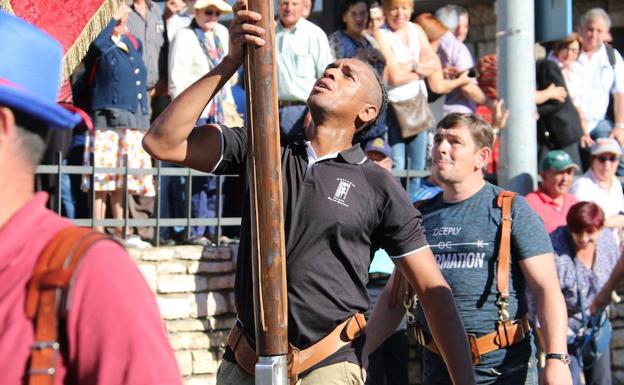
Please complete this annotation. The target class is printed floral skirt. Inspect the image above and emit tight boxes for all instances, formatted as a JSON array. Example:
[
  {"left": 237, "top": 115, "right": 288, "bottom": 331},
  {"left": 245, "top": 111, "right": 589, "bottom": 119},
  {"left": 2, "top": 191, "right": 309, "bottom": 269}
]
[{"left": 82, "top": 127, "right": 155, "bottom": 197}]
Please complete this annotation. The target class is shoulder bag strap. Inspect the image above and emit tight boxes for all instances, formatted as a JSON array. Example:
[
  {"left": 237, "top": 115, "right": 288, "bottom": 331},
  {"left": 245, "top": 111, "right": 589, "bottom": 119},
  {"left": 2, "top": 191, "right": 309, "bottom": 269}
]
[
  {"left": 495, "top": 190, "right": 515, "bottom": 322},
  {"left": 26, "top": 227, "right": 111, "bottom": 385}
]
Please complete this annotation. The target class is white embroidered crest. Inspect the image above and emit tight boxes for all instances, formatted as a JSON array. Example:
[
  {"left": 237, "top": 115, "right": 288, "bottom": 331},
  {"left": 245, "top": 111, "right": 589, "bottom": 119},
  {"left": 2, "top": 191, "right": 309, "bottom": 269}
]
[{"left": 328, "top": 178, "right": 354, "bottom": 207}]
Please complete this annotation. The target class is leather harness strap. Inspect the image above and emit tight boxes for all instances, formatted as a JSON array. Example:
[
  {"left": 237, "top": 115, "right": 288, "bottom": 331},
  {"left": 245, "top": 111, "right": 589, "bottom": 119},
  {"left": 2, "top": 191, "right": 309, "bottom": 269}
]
[
  {"left": 25, "top": 227, "right": 110, "bottom": 385},
  {"left": 496, "top": 191, "right": 515, "bottom": 305},
  {"left": 227, "top": 313, "right": 366, "bottom": 381},
  {"left": 417, "top": 314, "right": 531, "bottom": 365}
]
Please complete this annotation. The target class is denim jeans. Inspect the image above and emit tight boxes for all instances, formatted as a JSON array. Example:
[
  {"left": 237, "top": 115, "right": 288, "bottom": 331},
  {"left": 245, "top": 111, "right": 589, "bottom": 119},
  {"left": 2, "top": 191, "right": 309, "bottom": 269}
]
[
  {"left": 388, "top": 127, "right": 427, "bottom": 202},
  {"left": 159, "top": 162, "right": 185, "bottom": 240},
  {"left": 568, "top": 345, "right": 612, "bottom": 385},
  {"left": 279, "top": 105, "right": 307, "bottom": 143},
  {"left": 60, "top": 159, "right": 75, "bottom": 219},
  {"left": 422, "top": 343, "right": 538, "bottom": 385},
  {"left": 191, "top": 175, "right": 221, "bottom": 238}
]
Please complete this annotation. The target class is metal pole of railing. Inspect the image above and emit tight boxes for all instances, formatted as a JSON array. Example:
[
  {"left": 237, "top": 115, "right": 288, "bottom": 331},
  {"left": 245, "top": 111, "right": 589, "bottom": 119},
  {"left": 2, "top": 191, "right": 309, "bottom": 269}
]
[
  {"left": 185, "top": 167, "right": 192, "bottom": 242},
  {"left": 216, "top": 175, "right": 222, "bottom": 246},
  {"left": 56, "top": 151, "right": 63, "bottom": 215},
  {"left": 155, "top": 160, "right": 162, "bottom": 247},
  {"left": 90, "top": 152, "right": 96, "bottom": 230},
  {"left": 123, "top": 154, "right": 129, "bottom": 240},
  {"left": 405, "top": 157, "right": 412, "bottom": 197}
]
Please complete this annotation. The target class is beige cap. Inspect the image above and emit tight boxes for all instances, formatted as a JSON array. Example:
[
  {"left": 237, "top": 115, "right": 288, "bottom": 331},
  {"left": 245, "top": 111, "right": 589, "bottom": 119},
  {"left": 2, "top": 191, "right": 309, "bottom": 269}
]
[{"left": 193, "top": 0, "right": 233, "bottom": 13}]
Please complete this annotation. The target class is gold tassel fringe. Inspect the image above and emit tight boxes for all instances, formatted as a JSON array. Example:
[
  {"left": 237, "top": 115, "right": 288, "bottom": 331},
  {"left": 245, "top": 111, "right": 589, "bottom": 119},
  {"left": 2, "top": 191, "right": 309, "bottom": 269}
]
[
  {"left": 62, "top": 0, "right": 124, "bottom": 80},
  {"left": 0, "top": 0, "right": 15, "bottom": 14}
]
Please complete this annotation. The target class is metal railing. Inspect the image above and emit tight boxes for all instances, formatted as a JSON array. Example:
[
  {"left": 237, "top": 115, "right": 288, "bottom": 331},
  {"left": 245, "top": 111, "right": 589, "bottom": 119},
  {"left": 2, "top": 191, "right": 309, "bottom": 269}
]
[{"left": 36, "top": 151, "right": 430, "bottom": 246}]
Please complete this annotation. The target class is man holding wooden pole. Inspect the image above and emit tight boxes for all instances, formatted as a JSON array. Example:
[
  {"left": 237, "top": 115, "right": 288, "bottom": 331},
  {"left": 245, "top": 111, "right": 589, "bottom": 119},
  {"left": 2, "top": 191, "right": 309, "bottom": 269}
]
[{"left": 143, "top": 1, "right": 476, "bottom": 384}]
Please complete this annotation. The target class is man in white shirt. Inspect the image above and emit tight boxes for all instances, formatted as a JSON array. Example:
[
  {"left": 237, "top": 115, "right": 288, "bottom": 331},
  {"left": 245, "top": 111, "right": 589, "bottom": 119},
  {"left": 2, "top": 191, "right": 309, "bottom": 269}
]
[
  {"left": 576, "top": 9, "right": 624, "bottom": 151},
  {"left": 276, "top": 0, "right": 331, "bottom": 142}
]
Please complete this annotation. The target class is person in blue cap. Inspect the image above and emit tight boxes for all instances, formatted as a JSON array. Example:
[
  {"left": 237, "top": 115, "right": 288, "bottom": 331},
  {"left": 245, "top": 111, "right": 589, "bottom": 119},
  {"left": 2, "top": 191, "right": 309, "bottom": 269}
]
[{"left": 0, "top": 11, "right": 182, "bottom": 385}]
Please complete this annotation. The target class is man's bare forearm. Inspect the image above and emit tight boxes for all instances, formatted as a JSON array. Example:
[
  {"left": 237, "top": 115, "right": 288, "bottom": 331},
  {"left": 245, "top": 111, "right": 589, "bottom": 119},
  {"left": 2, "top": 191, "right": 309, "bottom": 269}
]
[
  {"left": 143, "top": 55, "right": 241, "bottom": 165},
  {"left": 362, "top": 273, "right": 404, "bottom": 358}
]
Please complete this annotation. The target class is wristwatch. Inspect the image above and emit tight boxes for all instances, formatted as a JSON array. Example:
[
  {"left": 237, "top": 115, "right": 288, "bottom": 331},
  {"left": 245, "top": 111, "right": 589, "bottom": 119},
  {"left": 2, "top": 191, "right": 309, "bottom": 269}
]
[{"left": 545, "top": 353, "right": 571, "bottom": 365}]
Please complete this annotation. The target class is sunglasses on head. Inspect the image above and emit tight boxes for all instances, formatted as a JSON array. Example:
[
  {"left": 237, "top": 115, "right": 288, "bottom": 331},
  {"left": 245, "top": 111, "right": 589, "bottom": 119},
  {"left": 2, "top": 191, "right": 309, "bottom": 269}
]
[
  {"left": 596, "top": 154, "right": 619, "bottom": 163},
  {"left": 203, "top": 9, "right": 221, "bottom": 16}
]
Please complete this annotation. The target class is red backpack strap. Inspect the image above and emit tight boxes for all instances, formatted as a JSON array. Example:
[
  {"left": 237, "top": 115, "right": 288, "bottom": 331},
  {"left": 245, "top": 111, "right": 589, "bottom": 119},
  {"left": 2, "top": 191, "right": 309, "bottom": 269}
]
[
  {"left": 25, "top": 227, "right": 111, "bottom": 385},
  {"left": 495, "top": 190, "right": 515, "bottom": 322}
]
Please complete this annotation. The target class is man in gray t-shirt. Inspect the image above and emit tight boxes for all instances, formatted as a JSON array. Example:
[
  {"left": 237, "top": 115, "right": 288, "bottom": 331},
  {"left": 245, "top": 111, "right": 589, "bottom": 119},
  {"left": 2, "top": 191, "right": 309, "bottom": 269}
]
[{"left": 365, "top": 113, "right": 572, "bottom": 385}]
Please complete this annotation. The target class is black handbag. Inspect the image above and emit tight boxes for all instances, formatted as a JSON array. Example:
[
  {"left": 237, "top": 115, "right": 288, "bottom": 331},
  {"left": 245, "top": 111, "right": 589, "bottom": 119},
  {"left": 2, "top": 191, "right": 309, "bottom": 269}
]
[{"left": 389, "top": 91, "right": 436, "bottom": 139}]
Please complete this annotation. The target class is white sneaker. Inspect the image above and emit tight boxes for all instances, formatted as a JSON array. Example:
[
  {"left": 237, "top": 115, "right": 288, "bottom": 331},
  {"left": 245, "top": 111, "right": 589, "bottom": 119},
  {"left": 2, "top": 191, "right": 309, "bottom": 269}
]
[{"left": 123, "top": 235, "right": 152, "bottom": 249}]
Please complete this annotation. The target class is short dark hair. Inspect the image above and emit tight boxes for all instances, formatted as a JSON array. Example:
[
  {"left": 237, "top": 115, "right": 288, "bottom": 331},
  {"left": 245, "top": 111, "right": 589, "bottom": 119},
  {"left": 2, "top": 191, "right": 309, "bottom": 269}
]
[
  {"left": 339, "top": 0, "right": 370, "bottom": 31},
  {"left": 567, "top": 201, "right": 605, "bottom": 233},
  {"left": 12, "top": 109, "right": 48, "bottom": 166},
  {"left": 436, "top": 113, "right": 493, "bottom": 150},
  {"left": 356, "top": 62, "right": 388, "bottom": 139}
]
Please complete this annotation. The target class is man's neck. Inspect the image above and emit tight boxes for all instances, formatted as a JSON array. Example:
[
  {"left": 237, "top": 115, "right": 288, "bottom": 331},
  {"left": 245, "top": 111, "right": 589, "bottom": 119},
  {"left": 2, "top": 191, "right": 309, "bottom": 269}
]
[
  {"left": 280, "top": 18, "right": 300, "bottom": 30},
  {"left": 583, "top": 44, "right": 601, "bottom": 59},
  {"left": 0, "top": 175, "right": 34, "bottom": 229},
  {"left": 308, "top": 124, "right": 354, "bottom": 158},
  {"left": 441, "top": 175, "right": 487, "bottom": 203},
  {"left": 134, "top": 0, "right": 149, "bottom": 17},
  {"left": 542, "top": 188, "right": 565, "bottom": 207}
]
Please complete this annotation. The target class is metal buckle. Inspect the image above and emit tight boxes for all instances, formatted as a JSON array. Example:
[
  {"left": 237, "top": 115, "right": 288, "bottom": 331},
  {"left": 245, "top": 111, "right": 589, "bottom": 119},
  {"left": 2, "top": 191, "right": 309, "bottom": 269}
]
[
  {"left": 31, "top": 341, "right": 60, "bottom": 351},
  {"left": 29, "top": 341, "right": 59, "bottom": 377},
  {"left": 496, "top": 298, "right": 510, "bottom": 322}
]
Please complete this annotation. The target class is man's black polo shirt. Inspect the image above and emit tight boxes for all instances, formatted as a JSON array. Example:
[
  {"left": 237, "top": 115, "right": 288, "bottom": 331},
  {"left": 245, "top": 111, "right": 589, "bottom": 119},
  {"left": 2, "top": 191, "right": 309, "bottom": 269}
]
[{"left": 214, "top": 126, "right": 428, "bottom": 369}]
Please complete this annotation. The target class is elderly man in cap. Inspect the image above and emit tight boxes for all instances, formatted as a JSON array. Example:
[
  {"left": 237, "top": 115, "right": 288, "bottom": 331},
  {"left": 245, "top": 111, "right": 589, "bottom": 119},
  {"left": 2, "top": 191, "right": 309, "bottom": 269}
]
[
  {"left": 0, "top": 12, "right": 181, "bottom": 385},
  {"left": 526, "top": 150, "right": 580, "bottom": 233}
]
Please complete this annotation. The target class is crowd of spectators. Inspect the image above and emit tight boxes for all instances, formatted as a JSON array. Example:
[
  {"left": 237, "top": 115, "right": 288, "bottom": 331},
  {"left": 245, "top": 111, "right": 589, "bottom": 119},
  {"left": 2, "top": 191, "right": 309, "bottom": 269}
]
[
  {"left": 26, "top": 1, "right": 624, "bottom": 383},
  {"left": 43, "top": 2, "right": 624, "bottom": 253}
]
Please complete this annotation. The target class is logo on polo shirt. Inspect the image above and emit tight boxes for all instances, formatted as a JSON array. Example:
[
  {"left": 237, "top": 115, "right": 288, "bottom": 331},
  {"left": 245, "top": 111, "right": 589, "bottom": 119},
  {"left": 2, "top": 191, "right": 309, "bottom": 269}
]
[{"left": 328, "top": 178, "right": 354, "bottom": 207}]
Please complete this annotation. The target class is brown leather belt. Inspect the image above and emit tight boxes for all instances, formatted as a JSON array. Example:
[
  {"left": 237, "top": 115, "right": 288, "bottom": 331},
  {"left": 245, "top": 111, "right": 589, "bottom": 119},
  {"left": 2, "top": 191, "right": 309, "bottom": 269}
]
[
  {"left": 415, "top": 314, "right": 531, "bottom": 366},
  {"left": 227, "top": 313, "right": 366, "bottom": 382},
  {"left": 278, "top": 100, "right": 306, "bottom": 108}
]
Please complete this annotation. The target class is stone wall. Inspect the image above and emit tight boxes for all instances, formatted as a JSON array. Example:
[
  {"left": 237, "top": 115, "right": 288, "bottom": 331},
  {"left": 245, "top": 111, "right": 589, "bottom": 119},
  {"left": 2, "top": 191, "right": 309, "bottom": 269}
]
[
  {"left": 130, "top": 245, "right": 238, "bottom": 385},
  {"left": 132, "top": 245, "right": 624, "bottom": 385}
]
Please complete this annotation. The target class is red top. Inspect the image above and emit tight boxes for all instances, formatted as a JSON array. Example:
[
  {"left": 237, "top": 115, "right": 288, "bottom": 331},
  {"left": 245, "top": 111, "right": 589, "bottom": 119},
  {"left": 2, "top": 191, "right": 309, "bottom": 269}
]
[
  {"left": 525, "top": 189, "right": 578, "bottom": 234},
  {"left": 0, "top": 193, "right": 181, "bottom": 385}
]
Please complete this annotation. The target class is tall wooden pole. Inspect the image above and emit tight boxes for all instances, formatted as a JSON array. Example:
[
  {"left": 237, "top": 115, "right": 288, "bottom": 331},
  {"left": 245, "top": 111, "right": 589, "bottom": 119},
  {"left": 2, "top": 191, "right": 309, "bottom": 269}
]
[{"left": 244, "top": 0, "right": 288, "bottom": 384}]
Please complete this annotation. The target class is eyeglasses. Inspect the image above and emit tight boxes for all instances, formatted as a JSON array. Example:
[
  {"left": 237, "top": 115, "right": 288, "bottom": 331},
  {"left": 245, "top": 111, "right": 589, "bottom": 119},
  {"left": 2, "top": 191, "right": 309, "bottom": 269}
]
[
  {"left": 561, "top": 46, "right": 580, "bottom": 54},
  {"left": 203, "top": 9, "right": 221, "bottom": 17},
  {"left": 596, "top": 155, "right": 619, "bottom": 163}
]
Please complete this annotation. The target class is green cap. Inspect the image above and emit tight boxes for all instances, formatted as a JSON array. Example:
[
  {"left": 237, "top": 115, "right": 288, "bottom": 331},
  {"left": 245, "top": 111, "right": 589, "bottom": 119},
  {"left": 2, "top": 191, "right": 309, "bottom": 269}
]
[{"left": 540, "top": 150, "right": 579, "bottom": 172}]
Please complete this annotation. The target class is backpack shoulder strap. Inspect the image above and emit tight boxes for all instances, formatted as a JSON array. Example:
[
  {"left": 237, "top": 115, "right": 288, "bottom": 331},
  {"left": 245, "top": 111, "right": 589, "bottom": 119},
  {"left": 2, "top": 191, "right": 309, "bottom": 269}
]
[
  {"left": 25, "top": 227, "right": 111, "bottom": 385},
  {"left": 495, "top": 190, "right": 515, "bottom": 321},
  {"left": 606, "top": 43, "right": 616, "bottom": 69}
]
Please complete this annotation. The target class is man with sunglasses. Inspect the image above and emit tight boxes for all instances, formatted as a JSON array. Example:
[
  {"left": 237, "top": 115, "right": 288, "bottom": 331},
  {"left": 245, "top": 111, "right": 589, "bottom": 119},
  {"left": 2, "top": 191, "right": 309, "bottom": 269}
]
[
  {"left": 570, "top": 138, "right": 624, "bottom": 242},
  {"left": 144, "top": 1, "right": 476, "bottom": 384}
]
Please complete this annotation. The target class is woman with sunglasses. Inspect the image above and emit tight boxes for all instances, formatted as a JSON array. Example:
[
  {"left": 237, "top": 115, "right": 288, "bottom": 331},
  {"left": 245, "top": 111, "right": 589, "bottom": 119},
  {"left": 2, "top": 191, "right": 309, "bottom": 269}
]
[
  {"left": 570, "top": 138, "right": 624, "bottom": 245},
  {"left": 545, "top": 202, "right": 619, "bottom": 385},
  {"left": 168, "top": 0, "right": 237, "bottom": 245}
]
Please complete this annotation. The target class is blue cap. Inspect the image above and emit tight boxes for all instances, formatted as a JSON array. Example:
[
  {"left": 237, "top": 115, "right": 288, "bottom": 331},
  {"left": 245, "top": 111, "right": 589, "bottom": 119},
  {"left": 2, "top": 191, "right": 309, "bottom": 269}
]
[
  {"left": 0, "top": 11, "right": 81, "bottom": 129},
  {"left": 364, "top": 137, "right": 392, "bottom": 158}
]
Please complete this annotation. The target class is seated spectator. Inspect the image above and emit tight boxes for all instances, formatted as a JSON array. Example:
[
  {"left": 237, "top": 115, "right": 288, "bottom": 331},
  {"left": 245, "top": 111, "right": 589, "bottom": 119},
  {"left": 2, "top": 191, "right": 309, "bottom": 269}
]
[
  {"left": 165, "top": 0, "right": 194, "bottom": 42},
  {"left": 364, "top": 137, "right": 392, "bottom": 171},
  {"left": 82, "top": 5, "right": 154, "bottom": 248},
  {"left": 570, "top": 138, "right": 624, "bottom": 243},
  {"left": 369, "top": 1, "right": 384, "bottom": 30},
  {"left": 526, "top": 150, "right": 579, "bottom": 233},
  {"left": 550, "top": 202, "right": 619, "bottom": 385}
]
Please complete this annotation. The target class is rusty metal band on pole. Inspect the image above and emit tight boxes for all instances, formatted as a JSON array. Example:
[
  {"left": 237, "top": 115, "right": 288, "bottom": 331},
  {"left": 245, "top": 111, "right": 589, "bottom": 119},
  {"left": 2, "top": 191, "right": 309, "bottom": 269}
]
[{"left": 244, "top": 0, "right": 288, "bottom": 358}]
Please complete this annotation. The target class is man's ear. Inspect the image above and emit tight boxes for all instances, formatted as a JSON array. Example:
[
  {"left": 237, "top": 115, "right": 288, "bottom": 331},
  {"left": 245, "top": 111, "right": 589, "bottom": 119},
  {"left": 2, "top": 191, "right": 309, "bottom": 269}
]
[
  {"left": 476, "top": 146, "right": 492, "bottom": 171},
  {"left": 356, "top": 104, "right": 378, "bottom": 130},
  {"left": 0, "top": 107, "right": 16, "bottom": 143}
]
